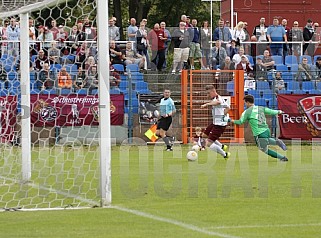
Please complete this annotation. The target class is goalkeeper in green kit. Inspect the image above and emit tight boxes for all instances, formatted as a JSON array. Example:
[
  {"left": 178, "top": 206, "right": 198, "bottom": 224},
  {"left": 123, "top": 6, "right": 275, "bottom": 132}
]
[{"left": 223, "top": 95, "right": 288, "bottom": 161}]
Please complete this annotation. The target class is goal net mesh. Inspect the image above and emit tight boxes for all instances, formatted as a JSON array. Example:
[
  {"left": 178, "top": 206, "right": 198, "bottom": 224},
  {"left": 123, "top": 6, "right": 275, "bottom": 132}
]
[{"left": 0, "top": 0, "right": 109, "bottom": 210}]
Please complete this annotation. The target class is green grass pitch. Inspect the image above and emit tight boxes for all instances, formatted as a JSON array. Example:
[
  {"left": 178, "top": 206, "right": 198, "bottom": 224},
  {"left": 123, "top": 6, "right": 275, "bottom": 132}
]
[{"left": 1, "top": 144, "right": 321, "bottom": 238}]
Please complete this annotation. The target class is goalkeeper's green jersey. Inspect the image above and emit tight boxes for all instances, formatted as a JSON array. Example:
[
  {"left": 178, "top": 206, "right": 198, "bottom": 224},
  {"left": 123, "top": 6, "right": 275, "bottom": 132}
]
[{"left": 234, "top": 105, "right": 279, "bottom": 136}]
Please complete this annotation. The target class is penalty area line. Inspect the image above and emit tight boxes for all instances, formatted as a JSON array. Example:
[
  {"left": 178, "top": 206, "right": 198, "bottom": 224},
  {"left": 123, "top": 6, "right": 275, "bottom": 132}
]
[
  {"left": 110, "top": 205, "right": 242, "bottom": 238},
  {"left": 207, "top": 223, "right": 321, "bottom": 230}
]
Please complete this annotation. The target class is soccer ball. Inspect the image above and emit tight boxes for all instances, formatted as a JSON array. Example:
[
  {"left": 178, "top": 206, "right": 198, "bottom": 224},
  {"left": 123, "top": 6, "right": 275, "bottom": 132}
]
[
  {"left": 192, "top": 145, "right": 201, "bottom": 151},
  {"left": 187, "top": 150, "right": 198, "bottom": 161}
]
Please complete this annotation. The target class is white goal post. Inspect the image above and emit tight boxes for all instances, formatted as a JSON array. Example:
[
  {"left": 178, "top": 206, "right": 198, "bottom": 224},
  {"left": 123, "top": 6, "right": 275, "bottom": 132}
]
[{"left": 0, "top": 0, "right": 111, "bottom": 209}]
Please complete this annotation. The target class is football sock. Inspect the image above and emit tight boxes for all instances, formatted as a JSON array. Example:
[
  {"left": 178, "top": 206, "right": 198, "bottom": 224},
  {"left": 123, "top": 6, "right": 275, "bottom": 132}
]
[
  {"left": 267, "top": 149, "right": 285, "bottom": 159},
  {"left": 163, "top": 136, "right": 171, "bottom": 147},
  {"left": 210, "top": 143, "right": 226, "bottom": 157},
  {"left": 214, "top": 140, "right": 222, "bottom": 148}
]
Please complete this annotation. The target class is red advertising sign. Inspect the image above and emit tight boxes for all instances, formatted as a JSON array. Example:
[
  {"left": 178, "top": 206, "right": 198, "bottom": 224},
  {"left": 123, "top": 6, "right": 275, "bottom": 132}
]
[
  {"left": 0, "top": 96, "right": 17, "bottom": 143},
  {"left": 278, "top": 94, "right": 321, "bottom": 140},
  {"left": 31, "top": 94, "right": 124, "bottom": 126}
]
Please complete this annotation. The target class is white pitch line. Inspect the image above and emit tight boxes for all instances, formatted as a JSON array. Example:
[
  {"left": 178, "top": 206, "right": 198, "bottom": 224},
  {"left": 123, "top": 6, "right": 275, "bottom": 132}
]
[
  {"left": 111, "top": 205, "right": 241, "bottom": 238},
  {"left": 207, "top": 223, "right": 321, "bottom": 230}
]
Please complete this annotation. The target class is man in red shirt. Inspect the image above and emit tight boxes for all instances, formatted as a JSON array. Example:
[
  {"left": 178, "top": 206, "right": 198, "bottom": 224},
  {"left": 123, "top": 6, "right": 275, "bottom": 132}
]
[{"left": 147, "top": 23, "right": 167, "bottom": 71}]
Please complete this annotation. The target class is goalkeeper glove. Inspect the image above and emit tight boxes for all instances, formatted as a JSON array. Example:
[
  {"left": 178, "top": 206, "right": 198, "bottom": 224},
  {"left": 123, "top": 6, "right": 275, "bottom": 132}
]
[
  {"left": 222, "top": 114, "right": 231, "bottom": 122},
  {"left": 278, "top": 110, "right": 284, "bottom": 114}
]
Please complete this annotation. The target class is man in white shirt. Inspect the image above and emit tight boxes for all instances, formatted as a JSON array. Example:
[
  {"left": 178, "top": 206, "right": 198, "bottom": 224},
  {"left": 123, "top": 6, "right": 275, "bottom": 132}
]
[{"left": 200, "top": 85, "right": 231, "bottom": 159}]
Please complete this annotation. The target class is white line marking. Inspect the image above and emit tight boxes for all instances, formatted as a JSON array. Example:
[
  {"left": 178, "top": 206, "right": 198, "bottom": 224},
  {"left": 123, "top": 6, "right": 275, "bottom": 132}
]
[
  {"left": 111, "top": 205, "right": 241, "bottom": 238},
  {"left": 207, "top": 223, "right": 321, "bottom": 230}
]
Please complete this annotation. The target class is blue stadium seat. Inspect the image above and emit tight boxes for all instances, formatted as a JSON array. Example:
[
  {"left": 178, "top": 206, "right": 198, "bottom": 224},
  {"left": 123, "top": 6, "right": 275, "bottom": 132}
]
[
  {"left": 76, "top": 88, "right": 88, "bottom": 95},
  {"left": 261, "top": 89, "right": 273, "bottom": 99},
  {"left": 255, "top": 98, "right": 267, "bottom": 107},
  {"left": 302, "top": 81, "right": 315, "bottom": 91},
  {"left": 8, "top": 71, "right": 18, "bottom": 80},
  {"left": 282, "top": 72, "right": 293, "bottom": 81},
  {"left": 42, "top": 89, "right": 57, "bottom": 95},
  {"left": 313, "top": 55, "right": 321, "bottom": 64},
  {"left": 110, "top": 88, "right": 121, "bottom": 94},
  {"left": 51, "top": 64, "right": 62, "bottom": 71},
  {"left": 60, "top": 88, "right": 72, "bottom": 95},
  {"left": 0, "top": 89, "right": 9, "bottom": 96},
  {"left": 112, "top": 64, "right": 125, "bottom": 72},
  {"left": 285, "top": 55, "right": 298, "bottom": 66},
  {"left": 126, "top": 63, "right": 139, "bottom": 72},
  {"left": 266, "top": 98, "right": 278, "bottom": 108},
  {"left": 130, "top": 72, "right": 144, "bottom": 81},
  {"left": 308, "top": 89, "right": 321, "bottom": 95},
  {"left": 299, "top": 55, "right": 312, "bottom": 65},
  {"left": 65, "top": 64, "right": 78, "bottom": 75},
  {"left": 31, "top": 55, "right": 37, "bottom": 62},
  {"left": 278, "top": 89, "right": 291, "bottom": 94},
  {"left": 226, "top": 81, "right": 234, "bottom": 95},
  {"left": 291, "top": 89, "right": 306, "bottom": 94},
  {"left": 247, "top": 89, "right": 260, "bottom": 98},
  {"left": 317, "top": 82, "right": 321, "bottom": 90},
  {"left": 272, "top": 55, "right": 283, "bottom": 65},
  {"left": 119, "top": 81, "right": 129, "bottom": 91},
  {"left": 275, "top": 65, "right": 288, "bottom": 72},
  {"left": 256, "top": 81, "right": 270, "bottom": 90},
  {"left": 289, "top": 64, "right": 298, "bottom": 72},
  {"left": 287, "top": 81, "right": 300, "bottom": 90},
  {"left": 91, "top": 89, "right": 98, "bottom": 95},
  {"left": 124, "top": 98, "right": 139, "bottom": 114}
]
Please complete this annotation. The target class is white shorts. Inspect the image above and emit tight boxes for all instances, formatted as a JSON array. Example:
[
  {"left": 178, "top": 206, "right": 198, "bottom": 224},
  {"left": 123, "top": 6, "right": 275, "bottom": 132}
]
[{"left": 173, "top": 47, "right": 190, "bottom": 63}]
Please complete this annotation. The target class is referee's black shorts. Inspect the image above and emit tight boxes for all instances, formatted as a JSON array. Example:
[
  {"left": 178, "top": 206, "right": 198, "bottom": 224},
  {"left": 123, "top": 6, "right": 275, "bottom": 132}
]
[{"left": 157, "top": 116, "right": 172, "bottom": 131}]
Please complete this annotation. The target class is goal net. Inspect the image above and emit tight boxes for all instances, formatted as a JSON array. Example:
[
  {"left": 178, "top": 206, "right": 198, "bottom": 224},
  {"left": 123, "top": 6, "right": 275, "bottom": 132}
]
[{"left": 0, "top": 0, "right": 112, "bottom": 210}]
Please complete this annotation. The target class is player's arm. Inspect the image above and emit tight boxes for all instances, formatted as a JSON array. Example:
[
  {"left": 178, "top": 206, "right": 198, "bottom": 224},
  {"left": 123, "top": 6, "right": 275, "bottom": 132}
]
[
  {"left": 200, "top": 100, "right": 220, "bottom": 108},
  {"left": 264, "top": 107, "right": 284, "bottom": 116},
  {"left": 225, "top": 110, "right": 248, "bottom": 125}
]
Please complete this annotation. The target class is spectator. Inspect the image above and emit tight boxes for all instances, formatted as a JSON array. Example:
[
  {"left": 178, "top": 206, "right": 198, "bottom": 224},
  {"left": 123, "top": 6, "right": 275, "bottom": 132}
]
[
  {"left": 65, "top": 25, "right": 79, "bottom": 55},
  {"left": 0, "top": 20, "right": 9, "bottom": 56},
  {"left": 274, "top": 71, "right": 285, "bottom": 92},
  {"left": 255, "top": 57, "right": 267, "bottom": 80},
  {"left": 6, "top": 18, "right": 20, "bottom": 58},
  {"left": 243, "top": 22, "right": 250, "bottom": 41},
  {"left": 289, "top": 21, "right": 303, "bottom": 56},
  {"left": 50, "top": 19, "right": 59, "bottom": 39},
  {"left": 160, "top": 21, "right": 171, "bottom": 69},
  {"left": 314, "top": 56, "right": 321, "bottom": 80},
  {"left": 34, "top": 49, "right": 49, "bottom": 71},
  {"left": 147, "top": 23, "right": 167, "bottom": 71},
  {"left": 123, "top": 41, "right": 145, "bottom": 69},
  {"left": 295, "top": 56, "right": 314, "bottom": 81},
  {"left": 231, "top": 21, "right": 246, "bottom": 46},
  {"left": 232, "top": 46, "right": 245, "bottom": 65},
  {"left": 109, "top": 40, "right": 123, "bottom": 65},
  {"left": 236, "top": 55, "right": 254, "bottom": 79},
  {"left": 252, "top": 17, "right": 268, "bottom": 55},
  {"left": 37, "top": 26, "right": 54, "bottom": 53},
  {"left": 55, "top": 25, "right": 68, "bottom": 49},
  {"left": 84, "top": 55, "right": 96, "bottom": 73},
  {"left": 0, "top": 65, "right": 8, "bottom": 89},
  {"left": 37, "top": 62, "right": 56, "bottom": 90},
  {"left": 48, "top": 42, "right": 61, "bottom": 65},
  {"left": 267, "top": 18, "right": 287, "bottom": 56},
  {"left": 212, "top": 40, "right": 227, "bottom": 69},
  {"left": 219, "top": 56, "right": 235, "bottom": 94},
  {"left": 220, "top": 56, "right": 235, "bottom": 70},
  {"left": 29, "top": 18, "right": 37, "bottom": 56},
  {"left": 86, "top": 64, "right": 98, "bottom": 94},
  {"left": 188, "top": 19, "right": 204, "bottom": 70},
  {"left": 303, "top": 19, "right": 315, "bottom": 57},
  {"left": 200, "top": 20, "right": 211, "bottom": 69},
  {"left": 171, "top": 21, "right": 191, "bottom": 73},
  {"left": 77, "top": 21, "right": 87, "bottom": 42},
  {"left": 110, "top": 65, "right": 121, "bottom": 89},
  {"left": 262, "top": 50, "right": 275, "bottom": 71},
  {"left": 108, "top": 18, "right": 120, "bottom": 41},
  {"left": 58, "top": 66, "right": 72, "bottom": 89},
  {"left": 82, "top": 16, "right": 96, "bottom": 40},
  {"left": 76, "top": 42, "right": 89, "bottom": 69},
  {"left": 281, "top": 19, "right": 290, "bottom": 57},
  {"left": 73, "top": 67, "right": 86, "bottom": 91},
  {"left": 136, "top": 21, "right": 149, "bottom": 68},
  {"left": 127, "top": 18, "right": 138, "bottom": 42},
  {"left": 228, "top": 40, "right": 238, "bottom": 60},
  {"left": 213, "top": 18, "right": 232, "bottom": 46}
]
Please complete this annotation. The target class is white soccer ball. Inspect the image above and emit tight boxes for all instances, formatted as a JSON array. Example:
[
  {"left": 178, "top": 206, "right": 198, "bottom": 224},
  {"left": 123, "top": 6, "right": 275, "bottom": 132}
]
[
  {"left": 154, "top": 110, "right": 160, "bottom": 117},
  {"left": 187, "top": 150, "right": 198, "bottom": 161},
  {"left": 192, "top": 145, "right": 201, "bottom": 151}
]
